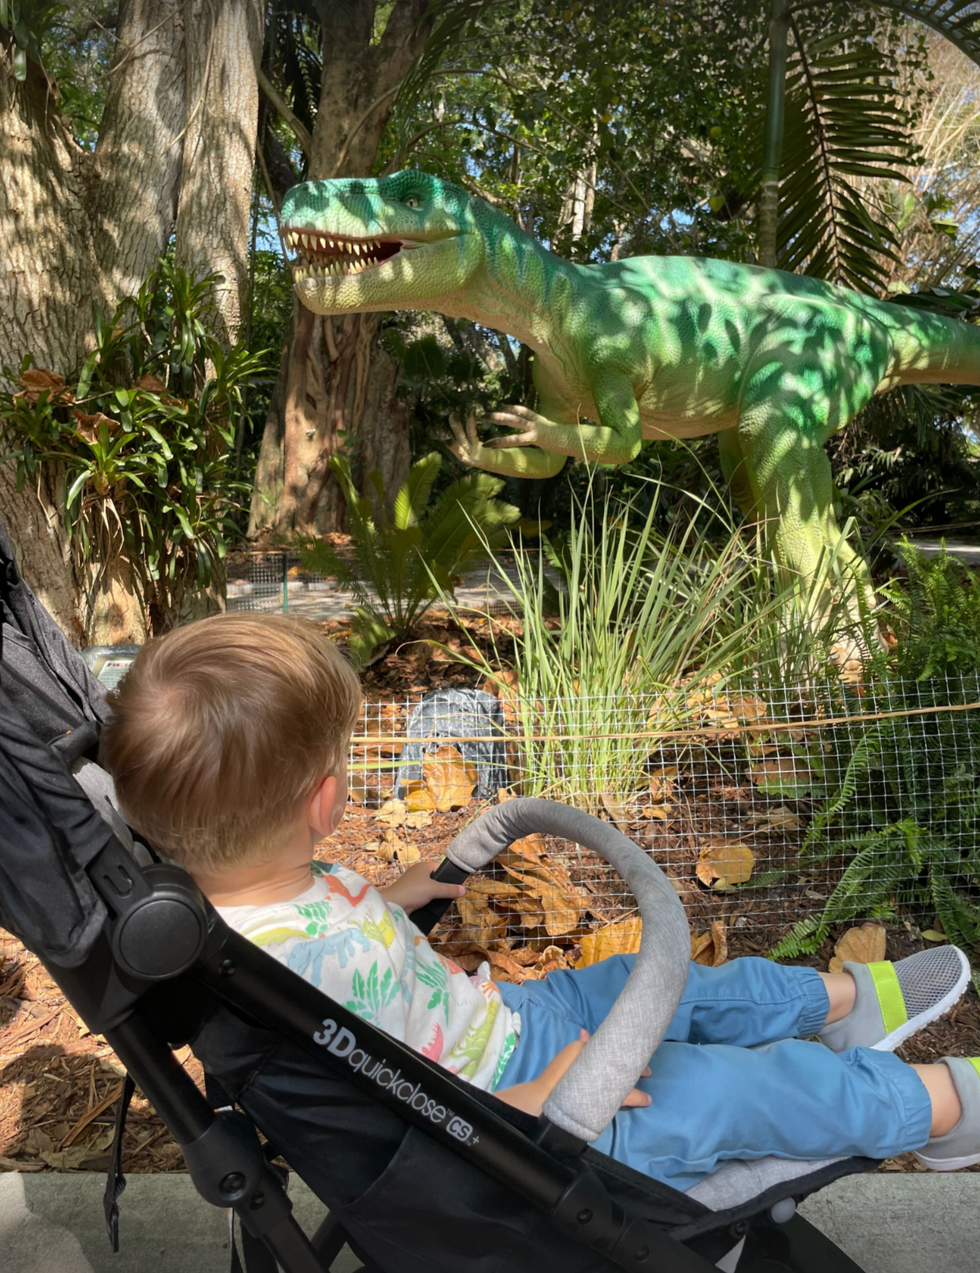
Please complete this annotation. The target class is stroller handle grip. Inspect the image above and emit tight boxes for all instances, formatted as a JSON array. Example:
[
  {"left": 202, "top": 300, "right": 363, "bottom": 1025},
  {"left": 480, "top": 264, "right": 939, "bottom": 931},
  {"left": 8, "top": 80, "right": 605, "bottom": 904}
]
[
  {"left": 444, "top": 797, "right": 690, "bottom": 1143},
  {"left": 409, "top": 860, "right": 471, "bottom": 936}
]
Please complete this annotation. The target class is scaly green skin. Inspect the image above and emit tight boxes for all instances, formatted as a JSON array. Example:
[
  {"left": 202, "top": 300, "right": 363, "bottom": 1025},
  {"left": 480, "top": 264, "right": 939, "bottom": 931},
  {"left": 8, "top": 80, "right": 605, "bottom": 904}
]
[{"left": 281, "top": 170, "right": 980, "bottom": 606}]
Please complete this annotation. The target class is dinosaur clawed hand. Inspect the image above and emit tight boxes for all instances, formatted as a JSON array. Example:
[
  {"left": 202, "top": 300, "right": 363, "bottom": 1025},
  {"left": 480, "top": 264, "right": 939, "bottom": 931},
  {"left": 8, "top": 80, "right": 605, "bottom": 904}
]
[
  {"left": 448, "top": 409, "right": 490, "bottom": 467},
  {"left": 482, "top": 404, "right": 547, "bottom": 449},
  {"left": 449, "top": 404, "right": 551, "bottom": 470}
]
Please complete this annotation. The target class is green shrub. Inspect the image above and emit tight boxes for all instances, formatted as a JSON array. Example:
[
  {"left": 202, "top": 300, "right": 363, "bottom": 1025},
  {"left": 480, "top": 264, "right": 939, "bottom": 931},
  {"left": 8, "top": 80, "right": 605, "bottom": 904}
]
[
  {"left": 0, "top": 260, "right": 266, "bottom": 630},
  {"left": 300, "top": 452, "right": 520, "bottom": 667},
  {"left": 771, "top": 544, "right": 980, "bottom": 967}
]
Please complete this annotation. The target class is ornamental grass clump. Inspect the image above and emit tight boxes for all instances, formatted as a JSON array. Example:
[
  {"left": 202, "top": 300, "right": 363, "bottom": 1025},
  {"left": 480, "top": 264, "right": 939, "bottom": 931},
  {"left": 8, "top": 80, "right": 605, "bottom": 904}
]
[{"left": 450, "top": 474, "right": 793, "bottom": 811}]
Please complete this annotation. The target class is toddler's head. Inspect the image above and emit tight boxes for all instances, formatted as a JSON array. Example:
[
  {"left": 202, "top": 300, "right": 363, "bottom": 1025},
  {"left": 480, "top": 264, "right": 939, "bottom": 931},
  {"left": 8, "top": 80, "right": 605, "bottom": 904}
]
[{"left": 100, "top": 613, "right": 362, "bottom": 882}]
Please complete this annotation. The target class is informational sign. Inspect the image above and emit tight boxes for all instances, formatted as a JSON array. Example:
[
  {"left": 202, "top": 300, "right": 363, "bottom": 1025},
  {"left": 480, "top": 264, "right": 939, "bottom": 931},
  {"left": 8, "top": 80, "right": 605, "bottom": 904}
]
[
  {"left": 94, "top": 658, "right": 136, "bottom": 691},
  {"left": 80, "top": 645, "right": 140, "bottom": 691}
]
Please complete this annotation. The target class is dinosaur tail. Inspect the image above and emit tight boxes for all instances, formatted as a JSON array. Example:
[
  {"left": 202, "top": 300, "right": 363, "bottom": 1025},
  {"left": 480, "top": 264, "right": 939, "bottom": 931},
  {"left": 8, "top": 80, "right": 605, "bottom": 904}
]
[{"left": 888, "top": 308, "right": 980, "bottom": 388}]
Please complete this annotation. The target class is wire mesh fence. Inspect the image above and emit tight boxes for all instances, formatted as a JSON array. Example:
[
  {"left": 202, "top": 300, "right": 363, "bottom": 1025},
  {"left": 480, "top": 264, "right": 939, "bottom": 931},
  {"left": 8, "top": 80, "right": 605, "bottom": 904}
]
[
  {"left": 226, "top": 552, "right": 340, "bottom": 619},
  {"left": 336, "top": 674, "right": 980, "bottom": 956}
]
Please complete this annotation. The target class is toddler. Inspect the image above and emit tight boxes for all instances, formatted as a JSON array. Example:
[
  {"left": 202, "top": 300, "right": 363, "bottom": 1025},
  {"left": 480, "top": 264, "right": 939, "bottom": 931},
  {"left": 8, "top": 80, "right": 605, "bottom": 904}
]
[{"left": 101, "top": 613, "right": 980, "bottom": 1190}]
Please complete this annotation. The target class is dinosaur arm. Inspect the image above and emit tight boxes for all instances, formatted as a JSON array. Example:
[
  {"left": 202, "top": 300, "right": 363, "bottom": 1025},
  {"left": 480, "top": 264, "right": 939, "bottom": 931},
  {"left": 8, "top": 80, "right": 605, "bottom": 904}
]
[{"left": 485, "top": 369, "right": 642, "bottom": 467}]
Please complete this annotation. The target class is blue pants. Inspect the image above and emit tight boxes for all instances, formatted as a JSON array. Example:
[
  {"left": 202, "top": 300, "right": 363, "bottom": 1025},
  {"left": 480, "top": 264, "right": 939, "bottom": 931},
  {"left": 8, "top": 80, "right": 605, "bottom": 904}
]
[{"left": 496, "top": 956, "right": 932, "bottom": 1191}]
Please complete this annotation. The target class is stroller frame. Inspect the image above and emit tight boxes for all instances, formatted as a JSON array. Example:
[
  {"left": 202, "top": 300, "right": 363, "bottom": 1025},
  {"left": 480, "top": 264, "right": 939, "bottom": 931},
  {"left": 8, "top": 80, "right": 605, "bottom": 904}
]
[{"left": 33, "top": 796, "right": 870, "bottom": 1273}]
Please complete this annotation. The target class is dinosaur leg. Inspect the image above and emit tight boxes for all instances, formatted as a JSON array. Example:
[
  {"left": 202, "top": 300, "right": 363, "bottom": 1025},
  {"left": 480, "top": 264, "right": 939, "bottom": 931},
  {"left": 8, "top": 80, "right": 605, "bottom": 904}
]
[
  {"left": 717, "top": 427, "right": 759, "bottom": 521},
  {"left": 735, "top": 411, "right": 876, "bottom": 627}
]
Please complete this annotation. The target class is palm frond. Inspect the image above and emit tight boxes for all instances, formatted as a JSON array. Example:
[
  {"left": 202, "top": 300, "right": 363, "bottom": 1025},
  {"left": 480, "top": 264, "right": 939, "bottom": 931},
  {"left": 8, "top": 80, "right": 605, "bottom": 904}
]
[
  {"left": 870, "top": 1, "right": 980, "bottom": 68},
  {"left": 777, "top": 19, "right": 919, "bottom": 292}
]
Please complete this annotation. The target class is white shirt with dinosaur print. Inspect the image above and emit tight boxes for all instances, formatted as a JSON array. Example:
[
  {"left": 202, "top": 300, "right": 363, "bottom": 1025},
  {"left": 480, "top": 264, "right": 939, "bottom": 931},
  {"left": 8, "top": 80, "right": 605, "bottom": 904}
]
[{"left": 217, "top": 861, "right": 519, "bottom": 1092}]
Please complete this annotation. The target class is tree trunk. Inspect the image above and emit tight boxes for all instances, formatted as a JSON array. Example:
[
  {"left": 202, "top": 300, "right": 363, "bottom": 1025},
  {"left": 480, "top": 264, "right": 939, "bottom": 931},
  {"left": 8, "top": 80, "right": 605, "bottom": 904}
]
[
  {"left": 0, "top": 0, "right": 260, "bottom": 642},
  {"left": 174, "top": 0, "right": 264, "bottom": 348},
  {"left": 92, "top": 0, "right": 188, "bottom": 308},
  {"left": 250, "top": 0, "right": 433, "bottom": 538},
  {"left": 0, "top": 465, "right": 83, "bottom": 643}
]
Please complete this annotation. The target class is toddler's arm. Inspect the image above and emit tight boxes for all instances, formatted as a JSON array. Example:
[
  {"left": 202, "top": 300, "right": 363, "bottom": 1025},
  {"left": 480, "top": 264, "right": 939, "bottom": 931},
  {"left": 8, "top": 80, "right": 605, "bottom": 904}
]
[
  {"left": 379, "top": 859, "right": 466, "bottom": 915},
  {"left": 496, "top": 1031, "right": 652, "bottom": 1118}
]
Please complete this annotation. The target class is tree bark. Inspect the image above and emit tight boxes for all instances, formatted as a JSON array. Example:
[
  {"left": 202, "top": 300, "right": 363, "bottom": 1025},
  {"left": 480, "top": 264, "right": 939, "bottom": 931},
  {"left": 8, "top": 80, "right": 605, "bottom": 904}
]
[
  {"left": 1, "top": 0, "right": 261, "bottom": 642},
  {"left": 250, "top": 0, "right": 434, "bottom": 538},
  {"left": 93, "top": 0, "right": 188, "bottom": 308},
  {"left": 0, "top": 49, "right": 100, "bottom": 372},
  {"left": 174, "top": 0, "right": 264, "bottom": 349}
]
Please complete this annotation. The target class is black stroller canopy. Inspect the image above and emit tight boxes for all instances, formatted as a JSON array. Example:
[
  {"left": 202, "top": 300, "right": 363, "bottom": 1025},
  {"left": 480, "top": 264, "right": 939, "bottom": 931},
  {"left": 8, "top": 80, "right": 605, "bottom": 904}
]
[{"left": 0, "top": 517, "right": 873, "bottom": 1273}]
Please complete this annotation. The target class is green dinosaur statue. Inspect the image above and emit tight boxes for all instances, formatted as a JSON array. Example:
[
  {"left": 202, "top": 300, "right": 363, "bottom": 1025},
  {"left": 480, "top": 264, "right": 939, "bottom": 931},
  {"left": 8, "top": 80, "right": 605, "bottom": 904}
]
[{"left": 280, "top": 169, "right": 980, "bottom": 605}]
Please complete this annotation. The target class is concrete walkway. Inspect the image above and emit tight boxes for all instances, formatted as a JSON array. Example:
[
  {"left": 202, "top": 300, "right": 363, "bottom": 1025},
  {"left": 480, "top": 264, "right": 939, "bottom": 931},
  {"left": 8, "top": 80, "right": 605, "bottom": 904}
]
[
  {"left": 910, "top": 538, "right": 980, "bottom": 567},
  {"left": 1, "top": 1170, "right": 977, "bottom": 1272}
]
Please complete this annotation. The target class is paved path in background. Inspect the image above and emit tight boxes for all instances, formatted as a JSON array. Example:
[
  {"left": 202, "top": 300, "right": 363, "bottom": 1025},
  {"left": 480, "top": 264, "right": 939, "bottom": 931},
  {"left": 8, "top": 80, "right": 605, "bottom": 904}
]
[
  {"left": 227, "top": 557, "right": 553, "bottom": 623},
  {"left": 1, "top": 1171, "right": 978, "bottom": 1272},
  {"left": 913, "top": 538, "right": 980, "bottom": 567}
]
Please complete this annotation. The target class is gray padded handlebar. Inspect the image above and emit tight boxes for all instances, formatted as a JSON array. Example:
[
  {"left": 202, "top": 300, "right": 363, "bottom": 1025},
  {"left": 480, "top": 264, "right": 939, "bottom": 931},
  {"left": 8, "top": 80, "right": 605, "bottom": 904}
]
[{"left": 445, "top": 797, "right": 690, "bottom": 1142}]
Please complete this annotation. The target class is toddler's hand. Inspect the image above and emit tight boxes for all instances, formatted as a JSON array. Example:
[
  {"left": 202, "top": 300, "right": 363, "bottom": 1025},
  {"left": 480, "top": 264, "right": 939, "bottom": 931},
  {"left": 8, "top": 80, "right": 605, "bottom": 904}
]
[
  {"left": 379, "top": 859, "right": 465, "bottom": 915},
  {"left": 497, "top": 1031, "right": 652, "bottom": 1118}
]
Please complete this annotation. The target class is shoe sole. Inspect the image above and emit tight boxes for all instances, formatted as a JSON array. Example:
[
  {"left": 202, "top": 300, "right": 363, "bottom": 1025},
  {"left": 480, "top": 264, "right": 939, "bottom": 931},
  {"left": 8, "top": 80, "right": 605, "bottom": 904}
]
[
  {"left": 913, "top": 1149, "right": 980, "bottom": 1172},
  {"left": 871, "top": 947, "right": 972, "bottom": 1052}
]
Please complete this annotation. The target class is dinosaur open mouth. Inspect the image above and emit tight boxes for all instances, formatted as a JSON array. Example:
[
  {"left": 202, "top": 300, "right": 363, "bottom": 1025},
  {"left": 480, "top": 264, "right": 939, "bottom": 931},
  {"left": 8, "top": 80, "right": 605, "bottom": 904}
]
[{"left": 284, "top": 227, "right": 405, "bottom": 280}]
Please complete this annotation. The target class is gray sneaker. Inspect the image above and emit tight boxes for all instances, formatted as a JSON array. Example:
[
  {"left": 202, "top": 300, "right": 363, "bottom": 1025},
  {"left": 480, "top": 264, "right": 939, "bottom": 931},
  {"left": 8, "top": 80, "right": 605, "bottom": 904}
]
[
  {"left": 915, "top": 1057, "right": 980, "bottom": 1171},
  {"left": 818, "top": 945, "right": 971, "bottom": 1053}
]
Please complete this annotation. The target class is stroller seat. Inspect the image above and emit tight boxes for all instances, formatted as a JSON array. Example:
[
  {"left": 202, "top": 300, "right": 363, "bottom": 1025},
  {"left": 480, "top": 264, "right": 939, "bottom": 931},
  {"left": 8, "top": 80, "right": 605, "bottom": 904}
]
[{"left": 0, "top": 517, "right": 874, "bottom": 1273}]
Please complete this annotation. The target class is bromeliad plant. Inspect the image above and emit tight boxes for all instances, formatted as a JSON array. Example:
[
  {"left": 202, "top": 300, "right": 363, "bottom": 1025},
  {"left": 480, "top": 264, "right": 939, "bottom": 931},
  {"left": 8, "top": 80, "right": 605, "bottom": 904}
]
[
  {"left": 300, "top": 452, "right": 521, "bottom": 667},
  {"left": 0, "top": 260, "right": 266, "bottom": 632}
]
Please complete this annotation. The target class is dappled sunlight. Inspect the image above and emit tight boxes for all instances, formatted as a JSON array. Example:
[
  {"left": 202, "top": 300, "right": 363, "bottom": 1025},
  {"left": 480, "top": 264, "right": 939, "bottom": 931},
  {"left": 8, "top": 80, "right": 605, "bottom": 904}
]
[{"left": 281, "top": 168, "right": 980, "bottom": 617}]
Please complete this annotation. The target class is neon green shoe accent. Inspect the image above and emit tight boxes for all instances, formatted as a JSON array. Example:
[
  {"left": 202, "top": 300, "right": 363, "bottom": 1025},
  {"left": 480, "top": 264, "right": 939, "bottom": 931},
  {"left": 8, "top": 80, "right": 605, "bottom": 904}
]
[
  {"left": 969, "top": 1058, "right": 980, "bottom": 1083},
  {"left": 866, "top": 961, "right": 908, "bottom": 1035}
]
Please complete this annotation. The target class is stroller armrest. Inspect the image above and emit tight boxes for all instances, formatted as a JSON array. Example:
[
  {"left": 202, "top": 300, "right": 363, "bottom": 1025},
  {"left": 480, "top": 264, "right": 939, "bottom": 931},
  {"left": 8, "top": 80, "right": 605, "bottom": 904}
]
[{"left": 445, "top": 798, "right": 691, "bottom": 1144}]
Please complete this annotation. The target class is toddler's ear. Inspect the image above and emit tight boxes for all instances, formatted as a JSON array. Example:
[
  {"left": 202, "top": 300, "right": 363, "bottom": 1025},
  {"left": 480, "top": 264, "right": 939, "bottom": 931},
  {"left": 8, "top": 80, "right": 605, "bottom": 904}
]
[{"left": 307, "top": 774, "right": 342, "bottom": 836}]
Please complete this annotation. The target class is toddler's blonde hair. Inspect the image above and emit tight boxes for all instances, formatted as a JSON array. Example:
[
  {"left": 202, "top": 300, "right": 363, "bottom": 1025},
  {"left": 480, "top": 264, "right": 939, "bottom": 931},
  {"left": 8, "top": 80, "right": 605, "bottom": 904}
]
[{"left": 100, "top": 612, "right": 362, "bottom": 873}]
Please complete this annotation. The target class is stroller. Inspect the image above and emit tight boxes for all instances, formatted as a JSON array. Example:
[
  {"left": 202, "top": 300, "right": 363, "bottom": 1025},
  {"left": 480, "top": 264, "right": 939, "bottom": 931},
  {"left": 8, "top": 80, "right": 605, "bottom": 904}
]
[{"left": 0, "top": 516, "right": 878, "bottom": 1273}]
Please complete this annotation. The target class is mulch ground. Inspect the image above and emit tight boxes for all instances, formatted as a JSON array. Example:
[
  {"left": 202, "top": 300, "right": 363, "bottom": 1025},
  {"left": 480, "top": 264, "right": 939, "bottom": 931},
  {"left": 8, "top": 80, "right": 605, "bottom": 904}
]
[{"left": 1, "top": 610, "right": 978, "bottom": 1177}]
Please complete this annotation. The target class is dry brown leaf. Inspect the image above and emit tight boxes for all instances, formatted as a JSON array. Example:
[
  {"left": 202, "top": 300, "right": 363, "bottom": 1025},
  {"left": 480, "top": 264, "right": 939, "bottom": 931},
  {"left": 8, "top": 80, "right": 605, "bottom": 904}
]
[
  {"left": 695, "top": 839, "right": 755, "bottom": 889},
  {"left": 456, "top": 894, "right": 509, "bottom": 945},
  {"left": 16, "top": 368, "right": 72, "bottom": 405},
  {"left": 499, "top": 830, "right": 548, "bottom": 868},
  {"left": 376, "top": 799, "right": 406, "bottom": 828},
  {"left": 535, "top": 880, "right": 585, "bottom": 937},
  {"left": 690, "top": 931, "right": 713, "bottom": 961},
  {"left": 348, "top": 773, "right": 371, "bottom": 804},
  {"left": 691, "top": 921, "right": 728, "bottom": 967},
  {"left": 729, "top": 693, "right": 768, "bottom": 723},
  {"left": 746, "top": 805, "right": 803, "bottom": 831},
  {"left": 467, "top": 878, "right": 524, "bottom": 899},
  {"left": 373, "top": 829, "right": 421, "bottom": 864},
  {"left": 405, "top": 810, "right": 433, "bottom": 830},
  {"left": 828, "top": 924, "right": 886, "bottom": 974},
  {"left": 643, "top": 804, "right": 673, "bottom": 821},
  {"left": 403, "top": 780, "right": 438, "bottom": 813},
  {"left": 748, "top": 756, "right": 813, "bottom": 793},
  {"left": 422, "top": 745, "right": 477, "bottom": 811},
  {"left": 134, "top": 373, "right": 168, "bottom": 392},
  {"left": 576, "top": 917, "right": 643, "bottom": 968},
  {"left": 600, "top": 792, "right": 631, "bottom": 831},
  {"left": 649, "top": 767, "right": 679, "bottom": 800}
]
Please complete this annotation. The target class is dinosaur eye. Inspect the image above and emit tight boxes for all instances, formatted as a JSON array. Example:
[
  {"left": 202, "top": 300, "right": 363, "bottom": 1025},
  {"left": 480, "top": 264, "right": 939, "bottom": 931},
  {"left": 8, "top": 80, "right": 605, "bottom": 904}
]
[{"left": 404, "top": 195, "right": 421, "bottom": 209}]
